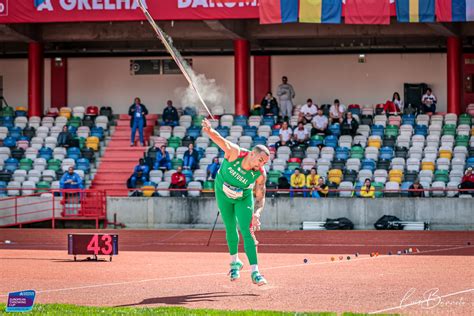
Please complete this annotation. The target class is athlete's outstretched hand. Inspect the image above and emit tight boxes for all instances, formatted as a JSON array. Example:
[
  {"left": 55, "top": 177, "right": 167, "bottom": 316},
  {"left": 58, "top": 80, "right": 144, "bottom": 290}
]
[
  {"left": 201, "top": 118, "right": 212, "bottom": 134},
  {"left": 251, "top": 214, "right": 261, "bottom": 231}
]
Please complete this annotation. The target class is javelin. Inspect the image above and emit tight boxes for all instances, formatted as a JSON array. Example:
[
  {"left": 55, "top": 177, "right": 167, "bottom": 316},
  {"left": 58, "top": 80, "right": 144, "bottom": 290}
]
[{"left": 137, "top": 0, "right": 215, "bottom": 121}]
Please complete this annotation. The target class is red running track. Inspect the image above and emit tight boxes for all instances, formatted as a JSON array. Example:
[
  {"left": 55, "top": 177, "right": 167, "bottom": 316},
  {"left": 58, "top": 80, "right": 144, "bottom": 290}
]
[{"left": 0, "top": 229, "right": 473, "bottom": 314}]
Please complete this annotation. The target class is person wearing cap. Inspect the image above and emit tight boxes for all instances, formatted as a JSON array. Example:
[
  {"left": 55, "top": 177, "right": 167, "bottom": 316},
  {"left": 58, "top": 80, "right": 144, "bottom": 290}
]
[
  {"left": 290, "top": 168, "right": 306, "bottom": 197},
  {"left": 459, "top": 167, "right": 474, "bottom": 194}
]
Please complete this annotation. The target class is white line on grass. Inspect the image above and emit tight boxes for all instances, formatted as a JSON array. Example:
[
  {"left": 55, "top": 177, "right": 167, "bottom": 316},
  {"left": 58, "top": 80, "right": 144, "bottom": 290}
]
[
  {"left": 0, "top": 245, "right": 471, "bottom": 298},
  {"left": 368, "top": 288, "right": 474, "bottom": 314}
]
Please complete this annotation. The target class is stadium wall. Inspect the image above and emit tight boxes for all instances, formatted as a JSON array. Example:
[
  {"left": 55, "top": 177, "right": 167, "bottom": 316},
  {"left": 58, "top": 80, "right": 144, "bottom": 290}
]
[
  {"left": 106, "top": 197, "right": 473, "bottom": 230},
  {"left": 0, "top": 53, "right": 446, "bottom": 114}
]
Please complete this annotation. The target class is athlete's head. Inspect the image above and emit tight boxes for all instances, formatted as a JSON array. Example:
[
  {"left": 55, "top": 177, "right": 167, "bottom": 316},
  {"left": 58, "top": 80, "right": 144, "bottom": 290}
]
[{"left": 248, "top": 145, "right": 270, "bottom": 170}]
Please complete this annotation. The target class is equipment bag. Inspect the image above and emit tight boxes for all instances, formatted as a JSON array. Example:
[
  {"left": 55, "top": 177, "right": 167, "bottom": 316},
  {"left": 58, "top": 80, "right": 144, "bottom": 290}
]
[{"left": 324, "top": 217, "right": 354, "bottom": 230}]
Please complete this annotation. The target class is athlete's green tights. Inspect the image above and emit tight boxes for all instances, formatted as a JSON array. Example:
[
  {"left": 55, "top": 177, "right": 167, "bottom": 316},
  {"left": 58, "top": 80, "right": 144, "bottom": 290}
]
[{"left": 215, "top": 189, "right": 258, "bottom": 265}]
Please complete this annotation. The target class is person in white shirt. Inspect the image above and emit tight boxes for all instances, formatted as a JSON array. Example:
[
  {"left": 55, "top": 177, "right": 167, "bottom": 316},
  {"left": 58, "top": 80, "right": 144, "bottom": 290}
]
[
  {"left": 311, "top": 108, "right": 328, "bottom": 135},
  {"left": 299, "top": 98, "right": 318, "bottom": 124},
  {"left": 329, "top": 99, "right": 345, "bottom": 123},
  {"left": 392, "top": 92, "right": 404, "bottom": 114},
  {"left": 292, "top": 122, "right": 309, "bottom": 147},
  {"left": 421, "top": 88, "right": 437, "bottom": 114},
  {"left": 276, "top": 76, "right": 296, "bottom": 120},
  {"left": 276, "top": 121, "right": 294, "bottom": 149}
]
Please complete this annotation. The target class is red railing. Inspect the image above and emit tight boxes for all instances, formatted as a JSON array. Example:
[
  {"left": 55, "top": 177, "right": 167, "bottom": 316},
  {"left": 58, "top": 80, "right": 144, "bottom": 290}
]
[{"left": 0, "top": 189, "right": 107, "bottom": 228}]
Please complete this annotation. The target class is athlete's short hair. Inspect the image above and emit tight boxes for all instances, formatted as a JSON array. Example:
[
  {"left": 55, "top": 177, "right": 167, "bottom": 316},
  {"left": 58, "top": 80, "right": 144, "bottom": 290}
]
[{"left": 253, "top": 144, "right": 270, "bottom": 156}]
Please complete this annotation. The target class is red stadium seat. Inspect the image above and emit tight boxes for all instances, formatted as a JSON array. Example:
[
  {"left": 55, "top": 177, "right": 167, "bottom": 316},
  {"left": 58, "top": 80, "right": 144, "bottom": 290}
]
[{"left": 86, "top": 106, "right": 99, "bottom": 116}]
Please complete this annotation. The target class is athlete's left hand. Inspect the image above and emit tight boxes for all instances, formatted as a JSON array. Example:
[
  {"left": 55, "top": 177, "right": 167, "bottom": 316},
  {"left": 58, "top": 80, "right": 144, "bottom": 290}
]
[{"left": 251, "top": 214, "right": 261, "bottom": 231}]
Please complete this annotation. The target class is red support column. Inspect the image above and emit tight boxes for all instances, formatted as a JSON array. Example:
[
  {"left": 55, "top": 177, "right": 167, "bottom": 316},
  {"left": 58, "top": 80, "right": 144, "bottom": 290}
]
[
  {"left": 447, "top": 37, "right": 462, "bottom": 114},
  {"left": 253, "top": 56, "right": 271, "bottom": 105},
  {"left": 51, "top": 57, "right": 68, "bottom": 108},
  {"left": 28, "top": 43, "right": 44, "bottom": 117},
  {"left": 234, "top": 39, "right": 250, "bottom": 116}
]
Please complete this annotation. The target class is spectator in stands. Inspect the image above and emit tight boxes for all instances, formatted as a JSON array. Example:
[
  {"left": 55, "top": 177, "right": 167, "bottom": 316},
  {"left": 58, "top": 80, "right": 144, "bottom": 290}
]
[
  {"left": 299, "top": 99, "right": 318, "bottom": 124},
  {"left": 421, "top": 88, "right": 437, "bottom": 114},
  {"left": 360, "top": 178, "right": 375, "bottom": 198},
  {"left": 276, "top": 121, "right": 294, "bottom": 149},
  {"left": 459, "top": 167, "right": 474, "bottom": 194},
  {"left": 57, "top": 125, "right": 73, "bottom": 148},
  {"left": 290, "top": 168, "right": 306, "bottom": 197},
  {"left": 292, "top": 122, "right": 309, "bottom": 147},
  {"left": 162, "top": 100, "right": 179, "bottom": 126},
  {"left": 207, "top": 157, "right": 221, "bottom": 180},
  {"left": 154, "top": 145, "right": 172, "bottom": 171},
  {"left": 341, "top": 112, "right": 359, "bottom": 136},
  {"left": 183, "top": 143, "right": 199, "bottom": 170},
  {"left": 170, "top": 166, "right": 187, "bottom": 197},
  {"left": 306, "top": 168, "right": 320, "bottom": 198},
  {"left": 329, "top": 99, "right": 345, "bottom": 123},
  {"left": 311, "top": 108, "right": 329, "bottom": 135},
  {"left": 60, "top": 166, "right": 84, "bottom": 190},
  {"left": 408, "top": 180, "right": 425, "bottom": 198},
  {"left": 130, "top": 158, "right": 149, "bottom": 188},
  {"left": 129, "top": 97, "right": 148, "bottom": 147},
  {"left": 314, "top": 176, "right": 329, "bottom": 198},
  {"left": 261, "top": 92, "right": 279, "bottom": 117},
  {"left": 392, "top": 92, "right": 404, "bottom": 114},
  {"left": 277, "top": 76, "right": 295, "bottom": 120},
  {"left": 383, "top": 100, "right": 402, "bottom": 116}
]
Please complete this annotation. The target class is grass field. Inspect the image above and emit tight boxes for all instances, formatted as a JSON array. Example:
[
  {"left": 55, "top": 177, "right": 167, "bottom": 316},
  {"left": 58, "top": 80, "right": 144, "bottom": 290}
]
[{"left": 0, "top": 304, "right": 398, "bottom": 315}]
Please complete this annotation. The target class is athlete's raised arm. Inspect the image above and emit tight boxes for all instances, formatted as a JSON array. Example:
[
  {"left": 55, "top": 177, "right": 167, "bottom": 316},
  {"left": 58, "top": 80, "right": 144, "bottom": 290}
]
[
  {"left": 202, "top": 118, "right": 240, "bottom": 160},
  {"left": 252, "top": 170, "right": 267, "bottom": 231}
]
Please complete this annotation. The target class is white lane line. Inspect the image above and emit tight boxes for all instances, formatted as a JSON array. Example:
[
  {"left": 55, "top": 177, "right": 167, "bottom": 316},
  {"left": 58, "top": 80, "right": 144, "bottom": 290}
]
[
  {"left": 368, "top": 288, "right": 474, "bottom": 314},
  {"left": 0, "top": 245, "right": 471, "bottom": 298}
]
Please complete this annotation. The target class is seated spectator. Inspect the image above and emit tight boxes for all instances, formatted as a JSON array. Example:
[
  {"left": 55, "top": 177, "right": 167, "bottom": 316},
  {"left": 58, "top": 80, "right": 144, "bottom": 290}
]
[
  {"left": 275, "top": 121, "right": 294, "bottom": 149},
  {"left": 299, "top": 99, "right": 318, "bottom": 124},
  {"left": 408, "top": 180, "right": 425, "bottom": 197},
  {"left": 459, "top": 167, "right": 474, "bottom": 194},
  {"left": 329, "top": 99, "right": 345, "bottom": 124},
  {"left": 261, "top": 92, "right": 279, "bottom": 117},
  {"left": 391, "top": 92, "right": 404, "bottom": 114},
  {"left": 290, "top": 168, "right": 306, "bottom": 197},
  {"left": 162, "top": 100, "right": 179, "bottom": 126},
  {"left": 154, "top": 145, "right": 172, "bottom": 171},
  {"left": 421, "top": 88, "right": 437, "bottom": 114},
  {"left": 360, "top": 178, "right": 375, "bottom": 198},
  {"left": 170, "top": 166, "right": 187, "bottom": 197},
  {"left": 313, "top": 176, "right": 329, "bottom": 198},
  {"left": 130, "top": 159, "right": 149, "bottom": 188},
  {"left": 60, "top": 166, "right": 84, "bottom": 190},
  {"left": 278, "top": 175, "right": 290, "bottom": 190},
  {"left": 57, "top": 125, "right": 73, "bottom": 148},
  {"left": 292, "top": 122, "right": 309, "bottom": 147},
  {"left": 383, "top": 100, "right": 402, "bottom": 116},
  {"left": 341, "top": 112, "right": 359, "bottom": 136},
  {"left": 207, "top": 157, "right": 221, "bottom": 180},
  {"left": 311, "top": 108, "right": 328, "bottom": 135},
  {"left": 306, "top": 168, "right": 320, "bottom": 198},
  {"left": 183, "top": 143, "right": 199, "bottom": 170}
]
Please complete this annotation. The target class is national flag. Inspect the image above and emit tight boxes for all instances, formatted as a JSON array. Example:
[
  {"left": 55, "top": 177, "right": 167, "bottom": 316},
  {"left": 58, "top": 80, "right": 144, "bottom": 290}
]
[
  {"left": 436, "top": 0, "right": 474, "bottom": 22},
  {"left": 300, "top": 0, "right": 342, "bottom": 23},
  {"left": 343, "top": 0, "right": 392, "bottom": 25},
  {"left": 259, "top": 0, "right": 299, "bottom": 24},
  {"left": 396, "top": 0, "right": 435, "bottom": 22}
]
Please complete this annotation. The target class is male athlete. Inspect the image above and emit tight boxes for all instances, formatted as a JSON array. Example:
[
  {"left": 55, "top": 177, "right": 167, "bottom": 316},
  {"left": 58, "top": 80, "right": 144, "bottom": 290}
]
[{"left": 202, "top": 118, "right": 269, "bottom": 286}]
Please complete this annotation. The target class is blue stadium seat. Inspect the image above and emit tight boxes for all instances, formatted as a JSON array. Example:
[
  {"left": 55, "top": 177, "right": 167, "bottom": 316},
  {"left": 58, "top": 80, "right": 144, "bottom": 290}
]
[
  {"left": 4, "top": 158, "right": 19, "bottom": 172},
  {"left": 379, "top": 147, "right": 394, "bottom": 160},
  {"left": 243, "top": 126, "right": 257, "bottom": 137},
  {"left": 39, "top": 147, "right": 53, "bottom": 160},
  {"left": 262, "top": 116, "right": 275, "bottom": 126},
  {"left": 283, "top": 169, "right": 294, "bottom": 182},
  {"left": 213, "top": 126, "right": 228, "bottom": 138},
  {"left": 0, "top": 181, "right": 7, "bottom": 197},
  {"left": 329, "top": 124, "right": 340, "bottom": 137},
  {"left": 414, "top": 125, "right": 428, "bottom": 136},
  {"left": 361, "top": 159, "right": 376, "bottom": 171},
  {"left": 253, "top": 136, "right": 267, "bottom": 146},
  {"left": 271, "top": 128, "right": 280, "bottom": 136},
  {"left": 187, "top": 126, "right": 203, "bottom": 139},
  {"left": 67, "top": 147, "right": 81, "bottom": 160},
  {"left": 402, "top": 114, "right": 415, "bottom": 126},
  {"left": 371, "top": 125, "right": 385, "bottom": 137},
  {"left": 466, "top": 157, "right": 474, "bottom": 169},
  {"left": 2, "top": 136, "right": 16, "bottom": 148},
  {"left": 182, "top": 169, "right": 193, "bottom": 183},
  {"left": 400, "top": 181, "right": 413, "bottom": 197},
  {"left": 76, "top": 158, "right": 91, "bottom": 174},
  {"left": 91, "top": 126, "right": 104, "bottom": 140},
  {"left": 323, "top": 135, "right": 338, "bottom": 148},
  {"left": 335, "top": 147, "right": 350, "bottom": 161},
  {"left": 234, "top": 115, "right": 248, "bottom": 127},
  {"left": 8, "top": 127, "right": 22, "bottom": 140}
]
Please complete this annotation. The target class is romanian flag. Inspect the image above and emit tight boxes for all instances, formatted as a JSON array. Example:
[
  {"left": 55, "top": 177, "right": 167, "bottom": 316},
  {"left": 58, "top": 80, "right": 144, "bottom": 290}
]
[
  {"left": 436, "top": 0, "right": 474, "bottom": 22},
  {"left": 396, "top": 0, "right": 435, "bottom": 22},
  {"left": 343, "top": 0, "right": 392, "bottom": 25},
  {"left": 259, "top": 0, "right": 299, "bottom": 24},
  {"left": 300, "top": 0, "right": 342, "bottom": 23}
]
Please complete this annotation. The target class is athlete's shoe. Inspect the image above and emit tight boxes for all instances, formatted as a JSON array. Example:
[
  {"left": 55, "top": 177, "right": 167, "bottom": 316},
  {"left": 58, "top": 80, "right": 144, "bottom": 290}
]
[
  {"left": 228, "top": 261, "right": 244, "bottom": 281},
  {"left": 251, "top": 271, "right": 267, "bottom": 286}
]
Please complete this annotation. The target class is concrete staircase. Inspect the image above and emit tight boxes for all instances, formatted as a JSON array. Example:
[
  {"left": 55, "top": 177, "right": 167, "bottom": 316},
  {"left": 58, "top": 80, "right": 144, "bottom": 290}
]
[{"left": 91, "top": 114, "right": 157, "bottom": 196}]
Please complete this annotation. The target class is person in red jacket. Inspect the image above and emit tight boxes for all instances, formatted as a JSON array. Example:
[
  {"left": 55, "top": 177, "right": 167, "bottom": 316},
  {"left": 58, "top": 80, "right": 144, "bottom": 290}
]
[
  {"left": 170, "top": 166, "right": 187, "bottom": 197},
  {"left": 459, "top": 167, "right": 474, "bottom": 194}
]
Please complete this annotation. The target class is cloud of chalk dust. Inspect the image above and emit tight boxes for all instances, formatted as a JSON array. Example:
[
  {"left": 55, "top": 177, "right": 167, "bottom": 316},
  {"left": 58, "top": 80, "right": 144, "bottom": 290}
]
[{"left": 161, "top": 30, "right": 229, "bottom": 114}]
